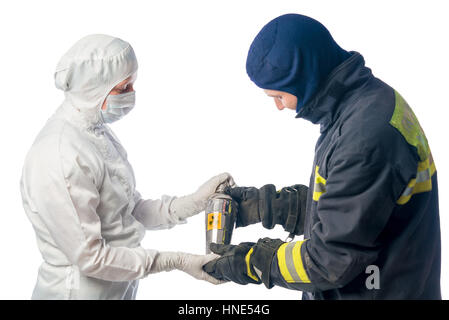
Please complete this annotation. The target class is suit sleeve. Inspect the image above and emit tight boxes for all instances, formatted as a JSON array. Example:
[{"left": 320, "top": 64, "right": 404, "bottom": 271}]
[{"left": 132, "top": 192, "right": 186, "bottom": 230}]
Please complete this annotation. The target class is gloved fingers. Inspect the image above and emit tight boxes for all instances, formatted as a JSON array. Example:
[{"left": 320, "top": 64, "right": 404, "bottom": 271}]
[
  {"left": 202, "top": 259, "right": 217, "bottom": 274},
  {"left": 223, "top": 174, "right": 236, "bottom": 188},
  {"left": 229, "top": 177, "right": 237, "bottom": 188},
  {"left": 213, "top": 172, "right": 236, "bottom": 192},
  {"left": 195, "top": 172, "right": 235, "bottom": 201},
  {"left": 202, "top": 261, "right": 225, "bottom": 282},
  {"left": 202, "top": 257, "right": 230, "bottom": 284},
  {"left": 179, "top": 253, "right": 227, "bottom": 285},
  {"left": 199, "top": 269, "right": 228, "bottom": 285},
  {"left": 209, "top": 242, "right": 236, "bottom": 256},
  {"left": 186, "top": 259, "right": 227, "bottom": 285},
  {"left": 198, "top": 260, "right": 227, "bottom": 284},
  {"left": 201, "top": 253, "right": 221, "bottom": 266},
  {"left": 201, "top": 253, "right": 223, "bottom": 272}
]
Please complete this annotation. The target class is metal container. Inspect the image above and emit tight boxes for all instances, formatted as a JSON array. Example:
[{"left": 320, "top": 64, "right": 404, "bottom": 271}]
[{"left": 205, "top": 193, "right": 236, "bottom": 254}]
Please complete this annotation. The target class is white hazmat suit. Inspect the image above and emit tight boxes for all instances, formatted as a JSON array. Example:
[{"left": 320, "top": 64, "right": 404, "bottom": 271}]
[{"left": 20, "top": 34, "right": 232, "bottom": 300}]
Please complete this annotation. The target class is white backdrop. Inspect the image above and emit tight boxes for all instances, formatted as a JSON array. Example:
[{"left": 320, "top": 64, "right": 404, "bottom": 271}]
[{"left": 0, "top": 0, "right": 447, "bottom": 300}]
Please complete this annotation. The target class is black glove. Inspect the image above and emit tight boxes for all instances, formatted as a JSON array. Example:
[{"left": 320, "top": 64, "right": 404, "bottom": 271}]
[
  {"left": 202, "top": 242, "right": 261, "bottom": 285},
  {"left": 225, "top": 184, "right": 308, "bottom": 236},
  {"left": 203, "top": 238, "right": 285, "bottom": 289}
]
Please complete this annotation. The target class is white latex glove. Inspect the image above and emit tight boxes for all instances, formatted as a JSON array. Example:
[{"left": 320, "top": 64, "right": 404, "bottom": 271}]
[
  {"left": 170, "top": 172, "right": 236, "bottom": 220},
  {"left": 149, "top": 251, "right": 224, "bottom": 285}
]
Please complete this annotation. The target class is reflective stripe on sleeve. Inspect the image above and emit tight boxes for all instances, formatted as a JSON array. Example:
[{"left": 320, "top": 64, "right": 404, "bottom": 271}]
[
  {"left": 397, "top": 155, "right": 436, "bottom": 205},
  {"left": 277, "top": 240, "right": 311, "bottom": 283},
  {"left": 313, "top": 166, "right": 327, "bottom": 201}
]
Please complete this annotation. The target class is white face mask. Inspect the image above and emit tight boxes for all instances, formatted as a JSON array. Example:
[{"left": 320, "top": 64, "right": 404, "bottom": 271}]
[{"left": 101, "top": 91, "right": 136, "bottom": 124}]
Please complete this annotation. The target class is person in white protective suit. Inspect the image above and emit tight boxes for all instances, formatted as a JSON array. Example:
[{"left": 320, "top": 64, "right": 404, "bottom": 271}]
[{"left": 20, "top": 34, "right": 233, "bottom": 300}]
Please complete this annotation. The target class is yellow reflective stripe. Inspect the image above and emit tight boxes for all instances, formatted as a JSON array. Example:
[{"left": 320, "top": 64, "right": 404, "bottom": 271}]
[
  {"left": 417, "top": 158, "right": 429, "bottom": 171},
  {"left": 291, "top": 241, "right": 311, "bottom": 283},
  {"left": 313, "top": 189, "right": 325, "bottom": 201},
  {"left": 315, "top": 166, "right": 327, "bottom": 185},
  {"left": 277, "top": 241, "right": 311, "bottom": 283},
  {"left": 397, "top": 178, "right": 416, "bottom": 205},
  {"left": 277, "top": 243, "right": 293, "bottom": 282},
  {"left": 313, "top": 166, "right": 327, "bottom": 201},
  {"left": 313, "top": 192, "right": 324, "bottom": 201},
  {"left": 245, "top": 248, "right": 259, "bottom": 282},
  {"left": 413, "top": 180, "right": 432, "bottom": 194},
  {"left": 397, "top": 156, "right": 436, "bottom": 205}
]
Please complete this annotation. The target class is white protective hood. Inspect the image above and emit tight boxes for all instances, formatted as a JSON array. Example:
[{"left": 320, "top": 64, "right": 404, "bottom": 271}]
[{"left": 54, "top": 34, "right": 138, "bottom": 126}]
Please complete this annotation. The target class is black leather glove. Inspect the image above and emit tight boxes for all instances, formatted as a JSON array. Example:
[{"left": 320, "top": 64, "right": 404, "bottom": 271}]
[
  {"left": 203, "top": 238, "right": 285, "bottom": 289},
  {"left": 225, "top": 184, "right": 308, "bottom": 236},
  {"left": 202, "top": 242, "right": 261, "bottom": 285}
]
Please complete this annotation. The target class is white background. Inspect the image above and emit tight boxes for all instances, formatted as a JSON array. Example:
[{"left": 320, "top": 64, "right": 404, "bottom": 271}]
[{"left": 0, "top": 0, "right": 447, "bottom": 300}]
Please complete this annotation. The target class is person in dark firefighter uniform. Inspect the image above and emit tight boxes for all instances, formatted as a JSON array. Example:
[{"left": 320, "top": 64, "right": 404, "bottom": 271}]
[{"left": 203, "top": 13, "right": 441, "bottom": 300}]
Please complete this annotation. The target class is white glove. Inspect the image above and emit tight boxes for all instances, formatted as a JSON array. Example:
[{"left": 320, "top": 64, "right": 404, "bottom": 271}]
[
  {"left": 170, "top": 172, "right": 236, "bottom": 220},
  {"left": 149, "top": 251, "right": 224, "bottom": 285}
]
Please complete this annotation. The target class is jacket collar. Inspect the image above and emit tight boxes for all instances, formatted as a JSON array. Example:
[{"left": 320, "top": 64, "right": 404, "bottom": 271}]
[{"left": 296, "top": 52, "right": 373, "bottom": 133}]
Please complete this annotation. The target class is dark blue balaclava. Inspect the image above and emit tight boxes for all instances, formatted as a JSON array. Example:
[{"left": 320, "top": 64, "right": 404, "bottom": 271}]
[{"left": 246, "top": 14, "right": 350, "bottom": 111}]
